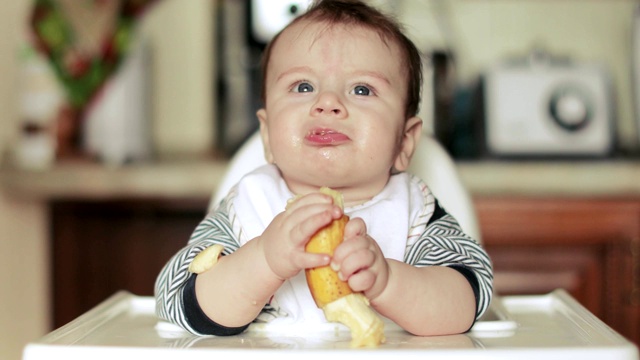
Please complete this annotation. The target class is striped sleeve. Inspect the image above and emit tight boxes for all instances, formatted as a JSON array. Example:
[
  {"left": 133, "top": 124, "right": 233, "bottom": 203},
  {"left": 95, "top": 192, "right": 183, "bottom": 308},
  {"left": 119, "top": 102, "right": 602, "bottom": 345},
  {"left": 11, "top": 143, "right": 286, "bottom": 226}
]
[
  {"left": 154, "top": 191, "right": 242, "bottom": 335},
  {"left": 404, "top": 189, "right": 494, "bottom": 319}
]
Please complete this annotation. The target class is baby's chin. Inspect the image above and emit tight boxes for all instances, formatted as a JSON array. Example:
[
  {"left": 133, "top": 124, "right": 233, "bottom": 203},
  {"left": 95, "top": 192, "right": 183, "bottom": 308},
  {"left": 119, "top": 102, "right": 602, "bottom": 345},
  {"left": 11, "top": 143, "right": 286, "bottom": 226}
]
[
  {"left": 281, "top": 174, "right": 335, "bottom": 195},
  {"left": 283, "top": 178, "right": 387, "bottom": 207}
]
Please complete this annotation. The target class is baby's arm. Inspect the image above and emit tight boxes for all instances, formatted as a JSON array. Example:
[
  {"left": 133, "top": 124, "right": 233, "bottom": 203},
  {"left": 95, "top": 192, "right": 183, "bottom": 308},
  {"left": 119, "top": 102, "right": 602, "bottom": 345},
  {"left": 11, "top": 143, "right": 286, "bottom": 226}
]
[
  {"left": 194, "top": 192, "right": 342, "bottom": 328},
  {"left": 193, "top": 233, "right": 285, "bottom": 328},
  {"left": 332, "top": 204, "right": 492, "bottom": 336},
  {"left": 370, "top": 260, "right": 477, "bottom": 336}
]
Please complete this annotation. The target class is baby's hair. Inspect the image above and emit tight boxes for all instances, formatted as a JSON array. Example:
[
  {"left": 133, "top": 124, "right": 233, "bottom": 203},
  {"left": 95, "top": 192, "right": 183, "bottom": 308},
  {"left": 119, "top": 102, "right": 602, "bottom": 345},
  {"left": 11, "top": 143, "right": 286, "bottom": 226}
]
[{"left": 260, "top": 0, "right": 423, "bottom": 118}]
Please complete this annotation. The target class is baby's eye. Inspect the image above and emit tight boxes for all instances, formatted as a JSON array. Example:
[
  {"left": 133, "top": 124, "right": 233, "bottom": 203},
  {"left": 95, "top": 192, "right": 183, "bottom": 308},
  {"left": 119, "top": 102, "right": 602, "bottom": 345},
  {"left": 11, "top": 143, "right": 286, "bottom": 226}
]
[
  {"left": 352, "top": 85, "right": 372, "bottom": 96},
  {"left": 292, "top": 82, "right": 314, "bottom": 93}
]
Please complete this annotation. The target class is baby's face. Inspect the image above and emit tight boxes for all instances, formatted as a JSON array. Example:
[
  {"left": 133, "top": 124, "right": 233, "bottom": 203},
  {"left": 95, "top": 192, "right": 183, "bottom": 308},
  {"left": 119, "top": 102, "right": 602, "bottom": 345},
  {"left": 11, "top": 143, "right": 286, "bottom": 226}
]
[{"left": 258, "top": 19, "right": 414, "bottom": 203}]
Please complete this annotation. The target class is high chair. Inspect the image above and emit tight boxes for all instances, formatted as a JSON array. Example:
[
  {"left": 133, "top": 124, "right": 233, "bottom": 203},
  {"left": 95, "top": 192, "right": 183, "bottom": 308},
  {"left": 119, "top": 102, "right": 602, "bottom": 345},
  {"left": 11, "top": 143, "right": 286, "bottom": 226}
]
[{"left": 210, "top": 131, "right": 481, "bottom": 242}]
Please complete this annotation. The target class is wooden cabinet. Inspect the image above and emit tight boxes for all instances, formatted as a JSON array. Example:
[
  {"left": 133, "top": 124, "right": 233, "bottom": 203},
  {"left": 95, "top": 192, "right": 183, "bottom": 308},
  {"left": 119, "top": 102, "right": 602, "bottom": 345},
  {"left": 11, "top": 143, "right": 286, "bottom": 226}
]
[
  {"left": 49, "top": 196, "right": 640, "bottom": 346},
  {"left": 477, "top": 197, "right": 640, "bottom": 346},
  {"left": 50, "top": 199, "right": 208, "bottom": 328}
]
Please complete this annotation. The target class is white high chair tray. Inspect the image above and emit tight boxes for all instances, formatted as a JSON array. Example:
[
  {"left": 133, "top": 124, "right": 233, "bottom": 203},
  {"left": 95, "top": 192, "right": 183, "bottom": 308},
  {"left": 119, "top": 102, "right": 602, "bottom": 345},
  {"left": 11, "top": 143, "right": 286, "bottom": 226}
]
[{"left": 23, "top": 290, "right": 638, "bottom": 360}]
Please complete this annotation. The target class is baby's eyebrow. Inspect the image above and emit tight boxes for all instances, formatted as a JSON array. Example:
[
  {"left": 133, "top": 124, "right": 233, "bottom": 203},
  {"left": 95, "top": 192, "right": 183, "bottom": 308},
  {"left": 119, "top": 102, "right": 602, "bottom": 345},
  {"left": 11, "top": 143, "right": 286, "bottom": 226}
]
[
  {"left": 276, "top": 66, "right": 313, "bottom": 82},
  {"left": 352, "top": 70, "right": 391, "bottom": 85}
]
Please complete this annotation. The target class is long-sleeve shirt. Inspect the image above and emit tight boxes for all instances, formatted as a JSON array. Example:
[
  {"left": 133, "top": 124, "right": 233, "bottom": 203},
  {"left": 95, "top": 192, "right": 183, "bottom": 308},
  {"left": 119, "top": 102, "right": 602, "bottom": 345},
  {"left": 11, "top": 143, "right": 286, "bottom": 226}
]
[{"left": 155, "top": 165, "right": 493, "bottom": 335}]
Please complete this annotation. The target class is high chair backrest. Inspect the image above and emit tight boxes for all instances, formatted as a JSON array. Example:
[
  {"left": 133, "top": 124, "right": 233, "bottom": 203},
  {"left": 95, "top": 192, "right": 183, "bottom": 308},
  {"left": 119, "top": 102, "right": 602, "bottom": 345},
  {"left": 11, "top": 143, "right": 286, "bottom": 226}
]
[{"left": 210, "top": 131, "right": 482, "bottom": 242}]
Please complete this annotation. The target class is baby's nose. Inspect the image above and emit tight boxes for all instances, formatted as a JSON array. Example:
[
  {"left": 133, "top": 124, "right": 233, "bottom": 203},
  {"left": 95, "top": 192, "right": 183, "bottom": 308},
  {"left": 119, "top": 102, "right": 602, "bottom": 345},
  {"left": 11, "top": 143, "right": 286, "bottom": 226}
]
[{"left": 312, "top": 92, "right": 347, "bottom": 117}]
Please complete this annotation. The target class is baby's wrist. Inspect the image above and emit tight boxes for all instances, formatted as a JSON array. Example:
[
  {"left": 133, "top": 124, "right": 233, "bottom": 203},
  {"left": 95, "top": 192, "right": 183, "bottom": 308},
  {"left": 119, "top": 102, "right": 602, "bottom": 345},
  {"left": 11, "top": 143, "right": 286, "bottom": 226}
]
[{"left": 255, "top": 235, "right": 288, "bottom": 282}]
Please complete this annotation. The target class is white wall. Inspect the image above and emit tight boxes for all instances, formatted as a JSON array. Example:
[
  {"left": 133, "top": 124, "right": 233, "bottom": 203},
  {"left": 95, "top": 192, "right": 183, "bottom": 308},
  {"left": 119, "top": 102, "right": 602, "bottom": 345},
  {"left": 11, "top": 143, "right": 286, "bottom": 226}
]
[
  {"left": 138, "top": 0, "right": 215, "bottom": 157},
  {"left": 0, "top": 195, "right": 48, "bottom": 360},
  {"left": 0, "top": 1, "right": 50, "bottom": 360},
  {"left": 398, "top": 0, "right": 638, "bottom": 151}
]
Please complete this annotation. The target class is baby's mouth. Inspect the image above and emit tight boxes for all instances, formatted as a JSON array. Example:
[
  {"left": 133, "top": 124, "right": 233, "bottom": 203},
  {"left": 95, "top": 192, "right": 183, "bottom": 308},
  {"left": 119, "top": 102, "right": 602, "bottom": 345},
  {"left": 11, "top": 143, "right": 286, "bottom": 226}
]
[{"left": 305, "top": 128, "right": 350, "bottom": 145}]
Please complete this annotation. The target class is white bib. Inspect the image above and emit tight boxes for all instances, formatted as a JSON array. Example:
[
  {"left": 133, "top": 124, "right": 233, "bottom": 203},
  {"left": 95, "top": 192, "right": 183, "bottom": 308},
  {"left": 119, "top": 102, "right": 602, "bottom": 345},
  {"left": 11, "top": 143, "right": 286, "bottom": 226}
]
[{"left": 232, "top": 165, "right": 425, "bottom": 327}]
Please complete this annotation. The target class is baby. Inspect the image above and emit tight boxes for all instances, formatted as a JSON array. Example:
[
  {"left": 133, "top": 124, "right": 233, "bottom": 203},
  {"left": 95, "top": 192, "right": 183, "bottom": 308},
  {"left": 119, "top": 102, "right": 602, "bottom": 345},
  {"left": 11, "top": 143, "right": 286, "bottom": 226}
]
[{"left": 155, "top": 0, "right": 493, "bottom": 338}]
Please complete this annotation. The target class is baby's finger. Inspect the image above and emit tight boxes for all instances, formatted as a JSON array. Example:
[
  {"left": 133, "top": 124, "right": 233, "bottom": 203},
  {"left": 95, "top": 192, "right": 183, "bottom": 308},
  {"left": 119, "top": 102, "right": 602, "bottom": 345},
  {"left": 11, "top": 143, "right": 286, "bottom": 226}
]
[
  {"left": 343, "top": 217, "right": 367, "bottom": 240},
  {"left": 332, "top": 218, "right": 367, "bottom": 265},
  {"left": 289, "top": 203, "right": 342, "bottom": 246},
  {"left": 338, "top": 247, "right": 375, "bottom": 280},
  {"left": 346, "top": 269, "right": 376, "bottom": 293},
  {"left": 286, "top": 192, "right": 333, "bottom": 212},
  {"left": 293, "top": 251, "right": 331, "bottom": 270}
]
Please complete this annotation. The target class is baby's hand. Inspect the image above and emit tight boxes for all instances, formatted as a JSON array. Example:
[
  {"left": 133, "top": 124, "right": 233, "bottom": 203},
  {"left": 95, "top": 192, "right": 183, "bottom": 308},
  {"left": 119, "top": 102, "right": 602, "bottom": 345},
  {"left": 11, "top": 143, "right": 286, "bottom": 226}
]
[
  {"left": 260, "top": 193, "right": 342, "bottom": 281},
  {"left": 331, "top": 218, "right": 389, "bottom": 301}
]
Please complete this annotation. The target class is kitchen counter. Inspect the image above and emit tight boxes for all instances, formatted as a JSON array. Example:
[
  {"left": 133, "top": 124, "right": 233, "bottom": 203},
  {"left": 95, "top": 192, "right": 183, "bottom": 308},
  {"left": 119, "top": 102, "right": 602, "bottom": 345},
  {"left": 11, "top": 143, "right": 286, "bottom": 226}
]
[
  {"left": 1, "top": 158, "right": 639, "bottom": 200},
  {"left": 457, "top": 159, "right": 640, "bottom": 197},
  {"left": 0, "top": 158, "right": 228, "bottom": 200}
]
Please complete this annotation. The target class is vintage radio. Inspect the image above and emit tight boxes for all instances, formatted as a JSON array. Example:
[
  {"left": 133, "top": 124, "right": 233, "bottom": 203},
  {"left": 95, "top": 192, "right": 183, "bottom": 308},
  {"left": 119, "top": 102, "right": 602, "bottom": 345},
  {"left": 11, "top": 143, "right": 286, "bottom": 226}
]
[{"left": 483, "top": 54, "right": 615, "bottom": 157}]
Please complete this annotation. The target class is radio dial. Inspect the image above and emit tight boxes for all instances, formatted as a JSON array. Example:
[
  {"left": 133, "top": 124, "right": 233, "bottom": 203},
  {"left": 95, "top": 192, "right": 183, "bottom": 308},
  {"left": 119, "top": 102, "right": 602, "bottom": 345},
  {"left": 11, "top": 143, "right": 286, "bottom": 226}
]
[{"left": 549, "top": 85, "right": 593, "bottom": 131}]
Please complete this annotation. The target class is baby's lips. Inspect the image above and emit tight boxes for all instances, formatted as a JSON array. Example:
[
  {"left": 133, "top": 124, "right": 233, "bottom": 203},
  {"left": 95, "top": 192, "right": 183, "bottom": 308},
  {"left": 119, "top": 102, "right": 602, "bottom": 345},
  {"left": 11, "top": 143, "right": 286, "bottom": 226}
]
[{"left": 305, "top": 128, "right": 350, "bottom": 145}]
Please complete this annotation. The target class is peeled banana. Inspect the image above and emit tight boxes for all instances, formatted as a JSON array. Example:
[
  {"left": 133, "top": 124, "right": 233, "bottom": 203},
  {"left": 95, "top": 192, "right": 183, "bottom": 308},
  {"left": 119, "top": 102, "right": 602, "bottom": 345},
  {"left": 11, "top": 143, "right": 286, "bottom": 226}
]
[{"left": 303, "top": 187, "right": 385, "bottom": 347}]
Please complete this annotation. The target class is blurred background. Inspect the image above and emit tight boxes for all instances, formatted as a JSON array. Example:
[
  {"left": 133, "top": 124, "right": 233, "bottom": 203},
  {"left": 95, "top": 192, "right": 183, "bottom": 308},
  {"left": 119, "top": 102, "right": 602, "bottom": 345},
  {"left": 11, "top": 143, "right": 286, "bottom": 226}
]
[{"left": 1, "top": 0, "right": 639, "bottom": 359}]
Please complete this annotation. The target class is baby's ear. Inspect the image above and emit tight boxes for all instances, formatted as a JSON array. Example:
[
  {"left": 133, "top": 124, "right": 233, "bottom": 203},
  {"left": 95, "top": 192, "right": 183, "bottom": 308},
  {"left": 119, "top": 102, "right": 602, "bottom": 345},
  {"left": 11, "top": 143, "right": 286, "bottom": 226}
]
[
  {"left": 393, "top": 116, "right": 422, "bottom": 172},
  {"left": 257, "top": 109, "right": 275, "bottom": 164}
]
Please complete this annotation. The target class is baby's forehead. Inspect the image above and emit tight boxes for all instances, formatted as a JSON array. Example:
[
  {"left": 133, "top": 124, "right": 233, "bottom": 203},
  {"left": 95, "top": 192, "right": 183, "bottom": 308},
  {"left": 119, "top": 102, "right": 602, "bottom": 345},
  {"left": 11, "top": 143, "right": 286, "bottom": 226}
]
[
  {"left": 280, "top": 19, "right": 394, "bottom": 50},
  {"left": 264, "top": 18, "right": 410, "bottom": 89}
]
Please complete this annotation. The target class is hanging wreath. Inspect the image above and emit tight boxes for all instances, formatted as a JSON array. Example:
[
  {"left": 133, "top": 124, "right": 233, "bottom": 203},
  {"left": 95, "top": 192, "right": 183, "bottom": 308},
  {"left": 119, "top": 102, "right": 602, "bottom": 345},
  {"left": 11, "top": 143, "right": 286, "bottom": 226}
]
[{"left": 29, "top": 0, "right": 158, "bottom": 111}]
